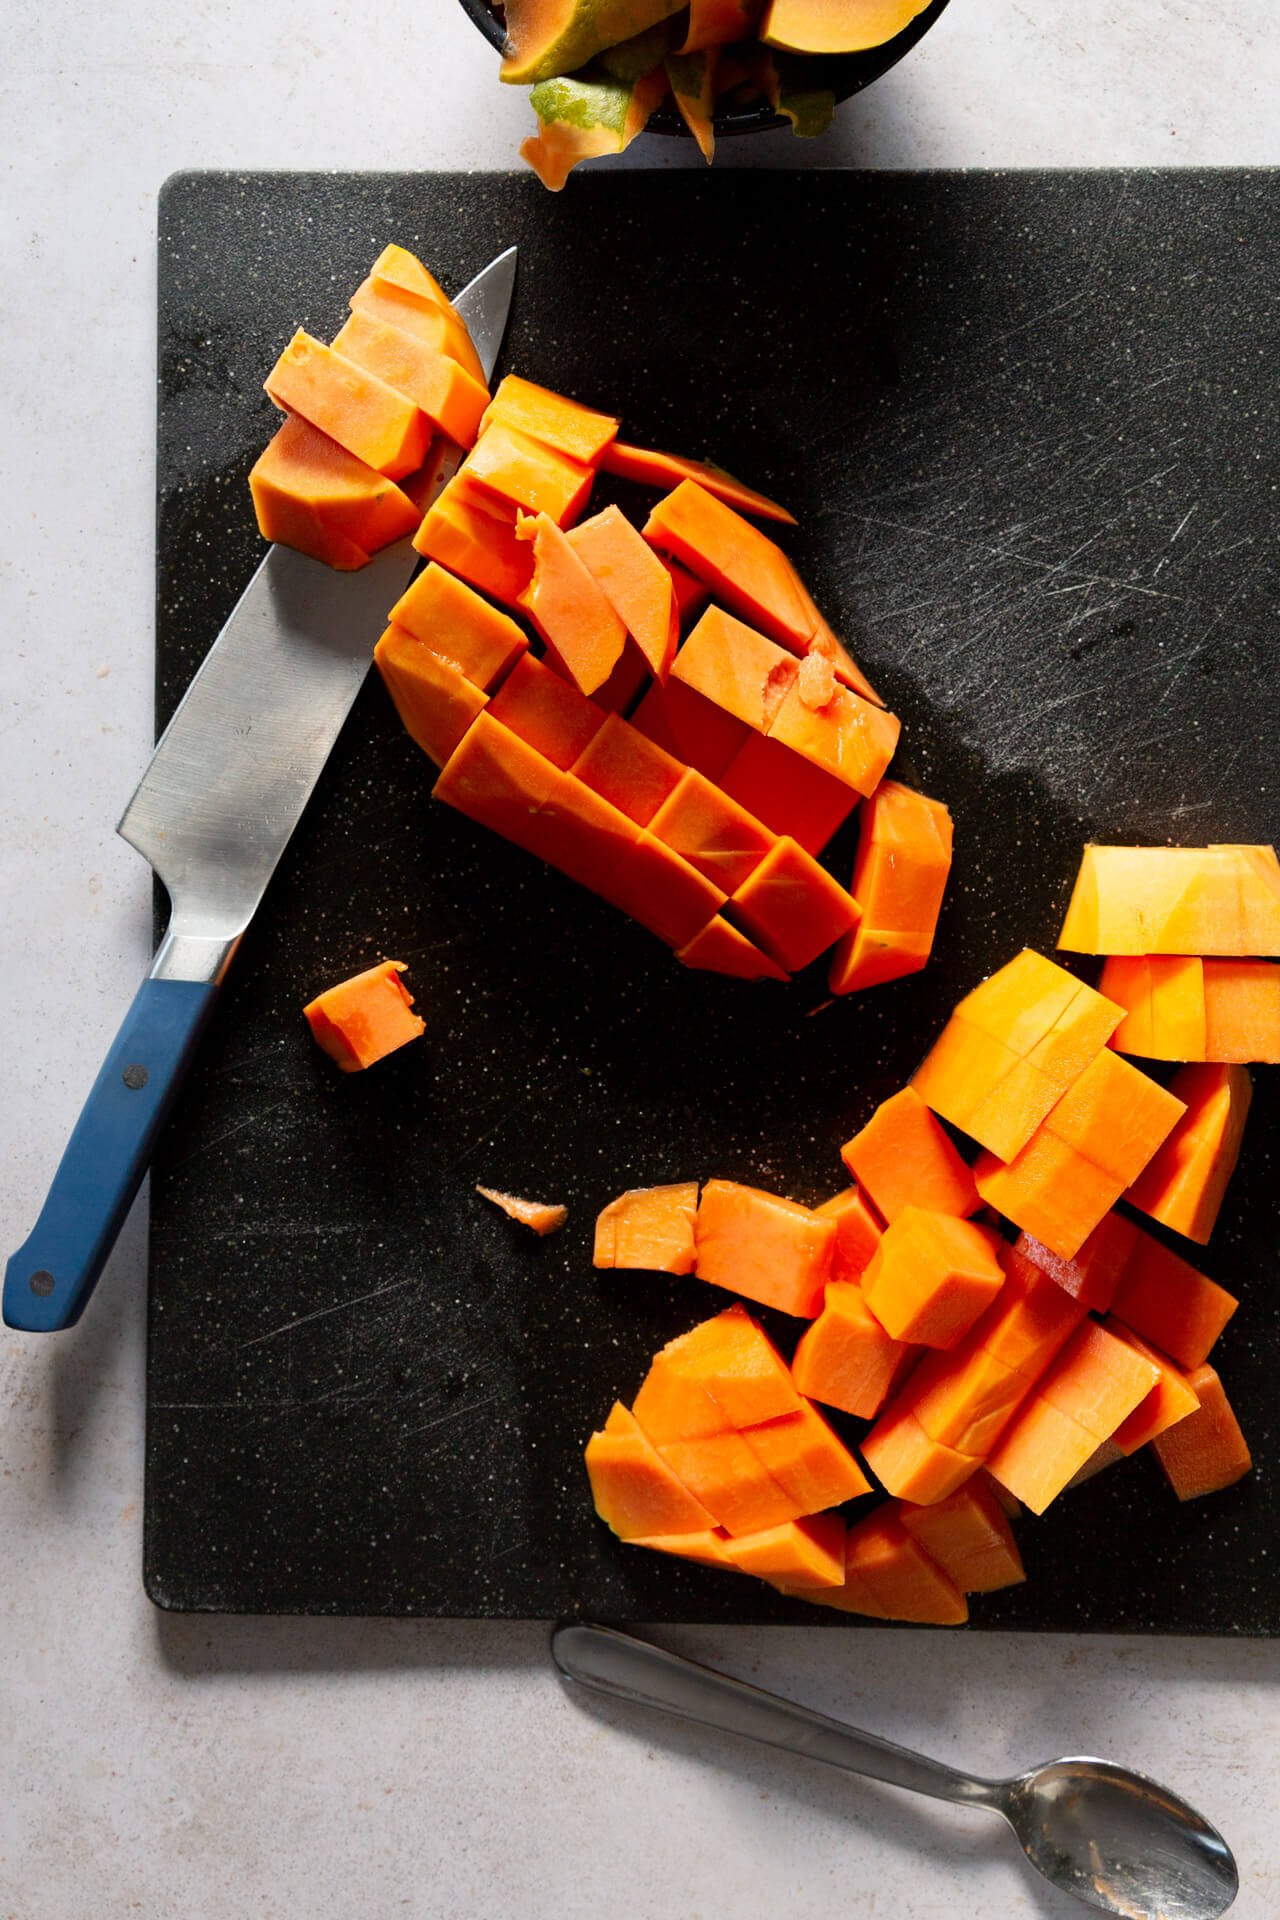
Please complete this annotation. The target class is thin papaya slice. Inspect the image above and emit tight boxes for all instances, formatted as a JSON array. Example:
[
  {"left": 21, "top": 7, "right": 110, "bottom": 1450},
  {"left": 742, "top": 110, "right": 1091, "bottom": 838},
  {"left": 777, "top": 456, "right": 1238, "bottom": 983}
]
[
  {"left": 373, "top": 623, "right": 488, "bottom": 767},
  {"left": 474, "top": 1186, "right": 568, "bottom": 1234},
  {"left": 830, "top": 781, "right": 953, "bottom": 994},
  {"left": 388, "top": 563, "right": 528, "bottom": 692},
  {"left": 264, "top": 329, "right": 430, "bottom": 479},
  {"left": 762, "top": 0, "right": 933, "bottom": 54},
  {"left": 481, "top": 373, "right": 620, "bottom": 465},
  {"left": 303, "top": 960, "right": 424, "bottom": 1072},
  {"left": 520, "top": 64, "right": 671, "bottom": 189},
  {"left": 567, "top": 504, "right": 677, "bottom": 678},
  {"left": 601, "top": 437, "right": 796, "bottom": 523},
  {"left": 516, "top": 512, "right": 627, "bottom": 696},
  {"left": 331, "top": 311, "right": 489, "bottom": 447}
]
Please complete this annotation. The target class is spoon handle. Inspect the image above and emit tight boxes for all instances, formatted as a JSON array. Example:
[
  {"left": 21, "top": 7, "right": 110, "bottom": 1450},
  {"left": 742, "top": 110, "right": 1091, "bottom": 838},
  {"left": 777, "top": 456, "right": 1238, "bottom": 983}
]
[{"left": 552, "top": 1623, "right": 997, "bottom": 1810}]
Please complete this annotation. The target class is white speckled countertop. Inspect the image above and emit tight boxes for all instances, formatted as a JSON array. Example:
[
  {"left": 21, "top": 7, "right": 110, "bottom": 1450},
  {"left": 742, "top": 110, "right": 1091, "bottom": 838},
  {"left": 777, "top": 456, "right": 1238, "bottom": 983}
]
[{"left": 2, "top": 3, "right": 1278, "bottom": 1914}]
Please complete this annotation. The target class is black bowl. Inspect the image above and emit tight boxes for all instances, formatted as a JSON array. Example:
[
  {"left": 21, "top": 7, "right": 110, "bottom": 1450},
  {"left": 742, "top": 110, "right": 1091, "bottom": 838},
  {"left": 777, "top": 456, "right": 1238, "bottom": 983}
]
[{"left": 457, "top": 0, "right": 952, "bottom": 137}]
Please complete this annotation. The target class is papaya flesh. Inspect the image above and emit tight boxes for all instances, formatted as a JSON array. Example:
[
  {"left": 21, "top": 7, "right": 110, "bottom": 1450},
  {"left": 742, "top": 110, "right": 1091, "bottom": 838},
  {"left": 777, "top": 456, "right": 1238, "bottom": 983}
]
[
  {"left": 248, "top": 416, "right": 418, "bottom": 568},
  {"left": 500, "top": 0, "right": 684, "bottom": 83},
  {"left": 520, "top": 65, "right": 670, "bottom": 189},
  {"left": 762, "top": 0, "right": 933, "bottom": 56}
]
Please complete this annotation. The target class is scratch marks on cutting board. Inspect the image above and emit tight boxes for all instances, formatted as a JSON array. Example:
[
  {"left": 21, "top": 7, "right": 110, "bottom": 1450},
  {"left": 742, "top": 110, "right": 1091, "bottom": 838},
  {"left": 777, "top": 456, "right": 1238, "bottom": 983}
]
[{"left": 238, "top": 1273, "right": 423, "bottom": 1349}]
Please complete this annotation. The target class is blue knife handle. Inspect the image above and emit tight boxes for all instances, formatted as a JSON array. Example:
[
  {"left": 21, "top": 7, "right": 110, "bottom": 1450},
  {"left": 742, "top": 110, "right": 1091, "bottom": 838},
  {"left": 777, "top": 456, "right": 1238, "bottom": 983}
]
[{"left": 3, "top": 975, "right": 217, "bottom": 1331}]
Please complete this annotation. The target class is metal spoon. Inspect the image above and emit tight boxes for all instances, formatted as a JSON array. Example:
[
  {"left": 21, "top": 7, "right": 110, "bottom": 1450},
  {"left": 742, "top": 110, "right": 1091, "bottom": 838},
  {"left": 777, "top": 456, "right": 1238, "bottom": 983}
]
[{"left": 552, "top": 1622, "right": 1237, "bottom": 1920}]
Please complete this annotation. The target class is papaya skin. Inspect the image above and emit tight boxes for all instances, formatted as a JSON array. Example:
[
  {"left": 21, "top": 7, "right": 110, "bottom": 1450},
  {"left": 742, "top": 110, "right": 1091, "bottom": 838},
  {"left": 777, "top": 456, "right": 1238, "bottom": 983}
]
[{"left": 519, "top": 67, "right": 669, "bottom": 190}]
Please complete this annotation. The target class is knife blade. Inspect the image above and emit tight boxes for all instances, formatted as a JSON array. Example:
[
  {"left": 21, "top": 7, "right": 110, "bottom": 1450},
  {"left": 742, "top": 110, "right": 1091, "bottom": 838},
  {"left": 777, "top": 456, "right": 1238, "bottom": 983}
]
[{"left": 4, "top": 246, "right": 518, "bottom": 1332}]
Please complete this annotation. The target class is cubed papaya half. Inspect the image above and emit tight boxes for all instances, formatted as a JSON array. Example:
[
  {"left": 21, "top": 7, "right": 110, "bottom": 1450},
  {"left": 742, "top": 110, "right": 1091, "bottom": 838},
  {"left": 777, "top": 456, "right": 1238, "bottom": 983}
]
[
  {"left": 373, "top": 624, "right": 488, "bottom": 767},
  {"left": 830, "top": 780, "right": 954, "bottom": 994},
  {"left": 1059, "top": 843, "right": 1280, "bottom": 956},
  {"left": 585, "top": 1404, "right": 718, "bottom": 1538},
  {"left": 388, "top": 563, "right": 528, "bottom": 692},
  {"left": 593, "top": 1181, "right": 700, "bottom": 1275},
  {"left": 481, "top": 373, "right": 620, "bottom": 465},
  {"left": 649, "top": 768, "right": 775, "bottom": 893},
  {"left": 249, "top": 416, "right": 419, "bottom": 567},
  {"left": 717, "top": 732, "right": 859, "bottom": 856},
  {"left": 413, "top": 474, "right": 535, "bottom": 608},
  {"left": 331, "top": 311, "right": 489, "bottom": 447},
  {"left": 516, "top": 512, "right": 627, "bottom": 696},
  {"left": 568, "top": 504, "right": 677, "bottom": 680},
  {"left": 897, "top": 1480, "right": 1025, "bottom": 1594},
  {"left": 464, "top": 419, "right": 595, "bottom": 526},
  {"left": 1109, "top": 1227, "right": 1238, "bottom": 1370},
  {"left": 264, "top": 330, "right": 430, "bottom": 480},
  {"left": 1151, "top": 1362, "right": 1252, "bottom": 1500},
  {"left": 861, "top": 1208, "right": 1004, "bottom": 1349},
  {"left": 303, "top": 960, "right": 424, "bottom": 1072},
  {"left": 674, "top": 915, "right": 791, "bottom": 983},
  {"left": 840, "top": 1086, "right": 978, "bottom": 1225},
  {"left": 1126, "top": 1062, "right": 1252, "bottom": 1243},
  {"left": 790, "top": 1280, "right": 910, "bottom": 1419},
  {"left": 727, "top": 836, "right": 860, "bottom": 973},
  {"left": 814, "top": 1186, "right": 884, "bottom": 1282},
  {"left": 694, "top": 1179, "right": 835, "bottom": 1317}
]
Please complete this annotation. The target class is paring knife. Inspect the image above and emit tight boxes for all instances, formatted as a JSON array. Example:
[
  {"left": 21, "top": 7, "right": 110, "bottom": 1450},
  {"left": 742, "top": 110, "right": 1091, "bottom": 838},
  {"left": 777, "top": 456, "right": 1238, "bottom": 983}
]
[{"left": 3, "top": 246, "right": 518, "bottom": 1333}]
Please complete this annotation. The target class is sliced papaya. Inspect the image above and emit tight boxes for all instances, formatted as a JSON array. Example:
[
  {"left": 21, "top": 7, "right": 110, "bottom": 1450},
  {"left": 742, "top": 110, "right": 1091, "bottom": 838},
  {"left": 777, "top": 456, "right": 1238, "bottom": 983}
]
[
  {"left": 373, "top": 623, "right": 488, "bottom": 767},
  {"left": 601, "top": 438, "right": 795, "bottom": 523},
  {"left": 387, "top": 562, "right": 528, "bottom": 692},
  {"left": 263, "top": 329, "right": 430, "bottom": 480},
  {"left": 248, "top": 415, "right": 418, "bottom": 567},
  {"left": 465, "top": 420, "right": 595, "bottom": 525},
  {"left": 481, "top": 373, "right": 620, "bottom": 465},
  {"left": 567, "top": 504, "right": 677, "bottom": 678},
  {"left": 331, "top": 311, "right": 489, "bottom": 447},
  {"left": 413, "top": 473, "right": 535, "bottom": 607},
  {"left": 517, "top": 511, "right": 627, "bottom": 696}
]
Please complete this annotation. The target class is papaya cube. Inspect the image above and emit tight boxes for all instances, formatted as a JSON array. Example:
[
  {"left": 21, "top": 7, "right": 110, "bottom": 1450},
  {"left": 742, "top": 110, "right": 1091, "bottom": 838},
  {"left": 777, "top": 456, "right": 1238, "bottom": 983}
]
[
  {"left": 671, "top": 605, "right": 798, "bottom": 732},
  {"left": 600, "top": 830, "right": 726, "bottom": 949},
  {"left": 860, "top": 1402, "right": 979, "bottom": 1505},
  {"left": 517, "top": 512, "right": 627, "bottom": 697},
  {"left": 1126, "top": 1062, "right": 1252, "bottom": 1244},
  {"left": 1109, "top": 1228, "right": 1238, "bottom": 1370},
  {"left": 593, "top": 1182, "right": 700, "bottom": 1275},
  {"left": 974, "top": 1131, "right": 1124, "bottom": 1261},
  {"left": 629, "top": 1528, "right": 739, "bottom": 1569},
  {"left": 911, "top": 1014, "right": 1062, "bottom": 1164},
  {"left": 728, "top": 836, "right": 859, "bottom": 973},
  {"left": 694, "top": 1179, "right": 835, "bottom": 1317},
  {"left": 739, "top": 1401, "right": 872, "bottom": 1512},
  {"left": 464, "top": 418, "right": 594, "bottom": 526},
  {"left": 843, "top": 1512, "right": 968, "bottom": 1624},
  {"left": 897, "top": 1480, "right": 1025, "bottom": 1594},
  {"left": 659, "top": 1303, "right": 803, "bottom": 1428},
  {"left": 632, "top": 1351, "right": 727, "bottom": 1444},
  {"left": 643, "top": 481, "right": 819, "bottom": 658},
  {"left": 1152, "top": 1362, "right": 1252, "bottom": 1500},
  {"left": 431, "top": 711, "right": 562, "bottom": 858},
  {"left": 1100, "top": 955, "right": 1207, "bottom": 1061},
  {"left": 969, "top": 1245, "right": 1085, "bottom": 1381},
  {"left": 303, "top": 960, "right": 424, "bottom": 1072},
  {"left": 983, "top": 1395, "right": 1101, "bottom": 1516},
  {"left": 631, "top": 677, "right": 749, "bottom": 780},
  {"left": 350, "top": 275, "right": 487, "bottom": 387},
  {"left": 534, "top": 772, "right": 649, "bottom": 900},
  {"left": 1014, "top": 1213, "right": 1138, "bottom": 1314},
  {"left": 1037, "top": 1047, "right": 1185, "bottom": 1188},
  {"left": 373, "top": 623, "right": 487, "bottom": 767},
  {"left": 1032, "top": 1319, "right": 1160, "bottom": 1444},
  {"left": 486, "top": 653, "right": 605, "bottom": 770},
  {"left": 481, "top": 373, "right": 620, "bottom": 465},
  {"left": 895, "top": 1336, "right": 1031, "bottom": 1456},
  {"left": 649, "top": 768, "right": 775, "bottom": 893},
  {"left": 331, "top": 310, "right": 489, "bottom": 447},
  {"left": 248, "top": 416, "right": 419, "bottom": 567},
  {"left": 387, "top": 562, "right": 528, "bottom": 692},
  {"left": 790, "top": 1281, "right": 910, "bottom": 1419},
  {"left": 718, "top": 732, "right": 859, "bottom": 856},
  {"left": 959, "top": 949, "right": 1119, "bottom": 1059},
  {"left": 815, "top": 1186, "right": 885, "bottom": 1282},
  {"left": 1103, "top": 1321, "right": 1201, "bottom": 1455},
  {"left": 656, "top": 1429, "right": 803, "bottom": 1536},
  {"left": 414, "top": 474, "right": 534, "bottom": 608},
  {"left": 766, "top": 676, "right": 901, "bottom": 799},
  {"left": 1058, "top": 843, "right": 1280, "bottom": 956},
  {"left": 830, "top": 783, "right": 953, "bottom": 994},
  {"left": 840, "top": 1086, "right": 978, "bottom": 1225},
  {"left": 723, "top": 1513, "right": 847, "bottom": 1587},
  {"left": 584, "top": 1404, "right": 717, "bottom": 1538},
  {"left": 1203, "top": 960, "right": 1280, "bottom": 1063},
  {"left": 571, "top": 714, "right": 685, "bottom": 826},
  {"left": 264, "top": 329, "right": 430, "bottom": 479},
  {"left": 861, "top": 1208, "right": 1005, "bottom": 1348},
  {"left": 675, "top": 916, "right": 791, "bottom": 983}
]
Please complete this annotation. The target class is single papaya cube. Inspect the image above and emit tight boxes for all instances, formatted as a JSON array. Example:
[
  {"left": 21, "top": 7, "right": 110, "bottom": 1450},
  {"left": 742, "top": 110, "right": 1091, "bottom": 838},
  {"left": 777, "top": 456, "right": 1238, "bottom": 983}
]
[
  {"left": 970, "top": 1245, "right": 1085, "bottom": 1381},
  {"left": 974, "top": 1131, "right": 1124, "bottom": 1262},
  {"left": 629, "top": 1528, "right": 739, "bottom": 1569},
  {"left": 723, "top": 1514, "right": 847, "bottom": 1588},
  {"left": 767, "top": 676, "right": 901, "bottom": 800},
  {"left": 331, "top": 310, "right": 489, "bottom": 447},
  {"left": 631, "top": 678, "right": 749, "bottom": 780},
  {"left": 840, "top": 778, "right": 953, "bottom": 948},
  {"left": 675, "top": 915, "right": 791, "bottom": 983},
  {"left": 264, "top": 330, "right": 430, "bottom": 480},
  {"left": 388, "top": 562, "right": 528, "bottom": 692},
  {"left": 1152, "top": 1362, "right": 1252, "bottom": 1499},
  {"left": 1109, "top": 1227, "right": 1238, "bottom": 1369},
  {"left": 1026, "top": 1319, "right": 1160, "bottom": 1445},
  {"left": 840, "top": 1086, "right": 978, "bottom": 1225},
  {"left": 671, "top": 605, "right": 799, "bottom": 733},
  {"left": 739, "top": 1401, "right": 872, "bottom": 1512},
  {"left": 897, "top": 1480, "right": 1025, "bottom": 1594},
  {"left": 568, "top": 504, "right": 677, "bottom": 680},
  {"left": 983, "top": 1393, "right": 1101, "bottom": 1516},
  {"left": 464, "top": 419, "right": 594, "bottom": 526},
  {"left": 896, "top": 1336, "right": 1031, "bottom": 1456},
  {"left": 373, "top": 624, "right": 487, "bottom": 767},
  {"left": 349, "top": 275, "right": 488, "bottom": 387},
  {"left": 814, "top": 1186, "right": 884, "bottom": 1282},
  {"left": 1202, "top": 959, "right": 1280, "bottom": 1063},
  {"left": 1059, "top": 843, "right": 1280, "bottom": 956},
  {"left": 600, "top": 830, "right": 726, "bottom": 949},
  {"left": 911, "top": 1013, "right": 1064, "bottom": 1164},
  {"left": 844, "top": 1512, "right": 968, "bottom": 1624},
  {"left": 728, "top": 836, "right": 859, "bottom": 973},
  {"left": 432, "top": 711, "right": 562, "bottom": 860},
  {"left": 369, "top": 242, "right": 452, "bottom": 312},
  {"left": 694, "top": 1179, "right": 835, "bottom": 1317},
  {"left": 657, "top": 1303, "right": 803, "bottom": 1429},
  {"left": 1126, "top": 1062, "right": 1252, "bottom": 1243},
  {"left": 790, "top": 1280, "right": 910, "bottom": 1419},
  {"left": 643, "top": 481, "right": 819, "bottom": 658},
  {"left": 1039, "top": 1047, "right": 1185, "bottom": 1188},
  {"left": 414, "top": 474, "right": 534, "bottom": 608},
  {"left": 481, "top": 373, "right": 620, "bottom": 465},
  {"left": 861, "top": 1208, "right": 1005, "bottom": 1349},
  {"left": 632, "top": 1350, "right": 727, "bottom": 1445},
  {"left": 718, "top": 732, "right": 859, "bottom": 857},
  {"left": 585, "top": 1404, "right": 717, "bottom": 1538},
  {"left": 860, "top": 1402, "right": 979, "bottom": 1505},
  {"left": 1014, "top": 1213, "right": 1138, "bottom": 1314},
  {"left": 532, "top": 769, "right": 646, "bottom": 899},
  {"left": 649, "top": 767, "right": 775, "bottom": 893},
  {"left": 1103, "top": 1321, "right": 1201, "bottom": 1455},
  {"left": 303, "top": 959, "right": 424, "bottom": 1072},
  {"left": 248, "top": 416, "right": 419, "bottom": 566},
  {"left": 662, "top": 556, "right": 711, "bottom": 627},
  {"left": 486, "top": 653, "right": 606, "bottom": 770},
  {"left": 656, "top": 1428, "right": 803, "bottom": 1536},
  {"left": 1100, "top": 955, "right": 1207, "bottom": 1061},
  {"left": 593, "top": 1181, "right": 700, "bottom": 1274}
]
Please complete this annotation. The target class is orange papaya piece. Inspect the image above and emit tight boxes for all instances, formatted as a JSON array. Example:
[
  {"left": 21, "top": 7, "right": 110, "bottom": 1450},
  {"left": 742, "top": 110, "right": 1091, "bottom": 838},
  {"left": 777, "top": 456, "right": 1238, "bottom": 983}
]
[
  {"left": 694, "top": 1178, "right": 835, "bottom": 1317},
  {"left": 486, "top": 653, "right": 605, "bottom": 770},
  {"left": 790, "top": 1280, "right": 910, "bottom": 1419},
  {"left": 842, "top": 1512, "right": 968, "bottom": 1623},
  {"left": 814, "top": 1186, "right": 884, "bottom": 1282},
  {"left": 531, "top": 770, "right": 651, "bottom": 900},
  {"left": 349, "top": 275, "right": 488, "bottom": 388},
  {"left": 464, "top": 419, "right": 594, "bottom": 526},
  {"left": 373, "top": 623, "right": 488, "bottom": 766},
  {"left": 601, "top": 437, "right": 794, "bottom": 523},
  {"left": 830, "top": 781, "right": 953, "bottom": 994},
  {"left": 248, "top": 415, "right": 419, "bottom": 566},
  {"left": 1151, "top": 1362, "right": 1252, "bottom": 1500},
  {"left": 656, "top": 1428, "right": 804, "bottom": 1536},
  {"left": 724, "top": 1514, "right": 846, "bottom": 1586},
  {"left": 861, "top": 1208, "right": 1004, "bottom": 1349},
  {"left": 895, "top": 1336, "right": 1031, "bottom": 1456},
  {"left": 909, "top": 1018, "right": 1055, "bottom": 1166},
  {"left": 330, "top": 310, "right": 489, "bottom": 448},
  {"left": 585, "top": 1404, "right": 718, "bottom": 1538},
  {"left": 1109, "top": 1228, "right": 1238, "bottom": 1369},
  {"left": 432, "top": 711, "right": 565, "bottom": 863},
  {"left": 970, "top": 1244, "right": 1085, "bottom": 1380},
  {"left": 1126, "top": 1062, "right": 1252, "bottom": 1243},
  {"left": 662, "top": 555, "right": 711, "bottom": 626},
  {"left": 1036, "top": 1046, "right": 1185, "bottom": 1188},
  {"left": 387, "top": 562, "right": 528, "bottom": 692},
  {"left": 593, "top": 1181, "right": 700, "bottom": 1274},
  {"left": 1030, "top": 1319, "right": 1161, "bottom": 1445},
  {"left": 1103, "top": 1322, "right": 1201, "bottom": 1455},
  {"left": 474, "top": 1186, "right": 567, "bottom": 1234},
  {"left": 629, "top": 1528, "right": 740, "bottom": 1568},
  {"left": 681, "top": 0, "right": 764, "bottom": 48},
  {"left": 728, "top": 836, "right": 860, "bottom": 973},
  {"left": 860, "top": 1401, "right": 979, "bottom": 1505},
  {"left": 631, "top": 677, "right": 750, "bottom": 780},
  {"left": 983, "top": 1395, "right": 1100, "bottom": 1516},
  {"left": 767, "top": 677, "right": 901, "bottom": 800},
  {"left": 516, "top": 512, "right": 627, "bottom": 696},
  {"left": 1202, "top": 960, "right": 1280, "bottom": 1064},
  {"left": 633, "top": 1351, "right": 727, "bottom": 1445},
  {"left": 648, "top": 768, "right": 775, "bottom": 893},
  {"left": 674, "top": 915, "right": 791, "bottom": 983},
  {"left": 368, "top": 243, "right": 451, "bottom": 313},
  {"left": 264, "top": 330, "right": 430, "bottom": 480},
  {"left": 600, "top": 830, "right": 727, "bottom": 948},
  {"left": 974, "top": 1132, "right": 1123, "bottom": 1262},
  {"left": 1013, "top": 1213, "right": 1138, "bottom": 1314},
  {"left": 659, "top": 1304, "right": 804, "bottom": 1429},
  {"left": 413, "top": 474, "right": 535, "bottom": 607},
  {"left": 839, "top": 1086, "right": 978, "bottom": 1225},
  {"left": 1059, "top": 843, "right": 1280, "bottom": 956},
  {"left": 303, "top": 960, "right": 424, "bottom": 1072},
  {"left": 1099, "top": 955, "right": 1206, "bottom": 1061},
  {"left": 481, "top": 373, "right": 619, "bottom": 465},
  {"left": 671, "top": 605, "right": 799, "bottom": 733},
  {"left": 568, "top": 504, "right": 677, "bottom": 679},
  {"left": 717, "top": 732, "right": 859, "bottom": 856},
  {"left": 762, "top": 0, "right": 933, "bottom": 54},
  {"left": 740, "top": 1400, "right": 872, "bottom": 1511},
  {"left": 962, "top": 948, "right": 1122, "bottom": 1066},
  {"left": 897, "top": 1480, "right": 1025, "bottom": 1594},
  {"left": 571, "top": 712, "right": 685, "bottom": 826}
]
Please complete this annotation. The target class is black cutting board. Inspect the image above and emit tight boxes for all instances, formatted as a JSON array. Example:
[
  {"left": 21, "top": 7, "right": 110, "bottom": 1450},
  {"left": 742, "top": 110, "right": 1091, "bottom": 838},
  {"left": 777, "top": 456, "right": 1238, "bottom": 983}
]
[{"left": 147, "top": 168, "right": 1278, "bottom": 1627}]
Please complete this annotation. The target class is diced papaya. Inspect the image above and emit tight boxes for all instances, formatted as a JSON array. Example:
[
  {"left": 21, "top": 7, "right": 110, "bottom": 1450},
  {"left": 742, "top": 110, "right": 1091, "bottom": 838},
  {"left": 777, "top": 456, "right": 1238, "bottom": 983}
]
[
  {"left": 675, "top": 915, "right": 791, "bottom": 982},
  {"left": 724, "top": 1514, "right": 846, "bottom": 1586},
  {"left": 474, "top": 1186, "right": 567, "bottom": 1234},
  {"left": 601, "top": 830, "right": 726, "bottom": 948},
  {"left": 585, "top": 1405, "right": 718, "bottom": 1538},
  {"left": 369, "top": 242, "right": 452, "bottom": 313},
  {"left": 387, "top": 562, "right": 528, "bottom": 691},
  {"left": 632, "top": 1351, "right": 727, "bottom": 1444},
  {"left": 790, "top": 1280, "right": 910, "bottom": 1419},
  {"left": 302, "top": 959, "right": 424, "bottom": 1071},
  {"left": 966, "top": 1244, "right": 1085, "bottom": 1381},
  {"left": 830, "top": 781, "right": 953, "bottom": 993},
  {"left": 985, "top": 1394, "right": 1101, "bottom": 1516},
  {"left": 1109, "top": 1228, "right": 1238, "bottom": 1369},
  {"left": 694, "top": 1179, "right": 835, "bottom": 1318},
  {"left": 965, "top": 949, "right": 1123, "bottom": 1069},
  {"left": 767, "top": 677, "right": 901, "bottom": 800},
  {"left": 533, "top": 770, "right": 649, "bottom": 899},
  {"left": 570, "top": 713, "right": 684, "bottom": 826},
  {"left": 911, "top": 1016, "right": 1058, "bottom": 1165},
  {"left": 839, "top": 1087, "right": 978, "bottom": 1225},
  {"left": 431, "top": 710, "right": 562, "bottom": 862},
  {"left": 331, "top": 311, "right": 489, "bottom": 447},
  {"left": 1013, "top": 1213, "right": 1138, "bottom": 1314},
  {"left": 631, "top": 677, "right": 749, "bottom": 780},
  {"left": 373, "top": 623, "right": 487, "bottom": 767},
  {"left": 601, "top": 438, "right": 795, "bottom": 523},
  {"left": 481, "top": 373, "right": 620, "bottom": 465},
  {"left": 1100, "top": 955, "right": 1206, "bottom": 1061},
  {"left": 1037, "top": 1046, "right": 1185, "bottom": 1188},
  {"left": 649, "top": 768, "right": 775, "bottom": 893},
  {"left": 1059, "top": 843, "right": 1280, "bottom": 956},
  {"left": 975, "top": 1131, "right": 1124, "bottom": 1262},
  {"left": 1126, "top": 1062, "right": 1252, "bottom": 1243},
  {"left": 464, "top": 419, "right": 595, "bottom": 526},
  {"left": 1202, "top": 960, "right": 1280, "bottom": 1064},
  {"left": 413, "top": 474, "right": 535, "bottom": 608},
  {"left": 1032, "top": 1319, "right": 1161, "bottom": 1445},
  {"left": 897, "top": 1481, "right": 1025, "bottom": 1594},
  {"left": 248, "top": 416, "right": 419, "bottom": 567},
  {"left": 728, "top": 836, "right": 860, "bottom": 973},
  {"left": 515, "top": 512, "right": 627, "bottom": 696},
  {"left": 814, "top": 1186, "right": 884, "bottom": 1282},
  {"left": 861, "top": 1208, "right": 1005, "bottom": 1349},
  {"left": 656, "top": 1428, "right": 803, "bottom": 1536},
  {"left": 739, "top": 1400, "right": 872, "bottom": 1511},
  {"left": 593, "top": 1181, "right": 700, "bottom": 1274},
  {"left": 663, "top": 556, "right": 711, "bottom": 626},
  {"left": 717, "top": 732, "right": 860, "bottom": 856},
  {"left": 349, "top": 276, "right": 488, "bottom": 388},
  {"left": 1103, "top": 1322, "right": 1201, "bottom": 1455},
  {"left": 629, "top": 1528, "right": 740, "bottom": 1568},
  {"left": 1152, "top": 1362, "right": 1252, "bottom": 1500},
  {"left": 860, "top": 1402, "right": 980, "bottom": 1504},
  {"left": 896, "top": 1337, "right": 1030, "bottom": 1456},
  {"left": 568, "top": 505, "right": 677, "bottom": 680},
  {"left": 671, "top": 605, "right": 798, "bottom": 733},
  {"left": 657, "top": 1304, "right": 803, "bottom": 1428},
  {"left": 264, "top": 330, "right": 430, "bottom": 480},
  {"left": 487, "top": 653, "right": 606, "bottom": 770},
  {"left": 843, "top": 1512, "right": 968, "bottom": 1624}
]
